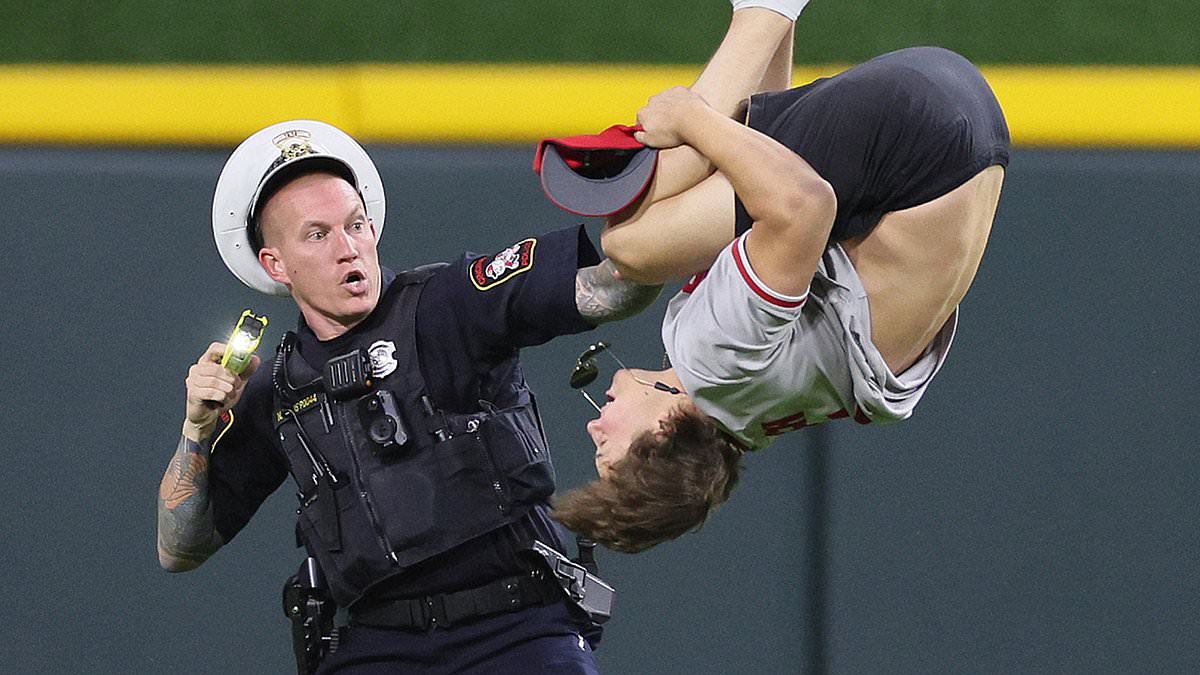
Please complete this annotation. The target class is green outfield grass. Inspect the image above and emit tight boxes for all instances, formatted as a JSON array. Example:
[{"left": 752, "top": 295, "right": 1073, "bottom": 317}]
[{"left": 3, "top": 1, "right": 1198, "bottom": 65}]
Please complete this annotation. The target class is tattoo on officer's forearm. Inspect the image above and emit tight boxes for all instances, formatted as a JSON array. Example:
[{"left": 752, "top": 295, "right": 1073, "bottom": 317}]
[
  {"left": 157, "top": 435, "right": 218, "bottom": 563},
  {"left": 162, "top": 445, "right": 207, "bottom": 509},
  {"left": 575, "top": 260, "right": 663, "bottom": 324}
]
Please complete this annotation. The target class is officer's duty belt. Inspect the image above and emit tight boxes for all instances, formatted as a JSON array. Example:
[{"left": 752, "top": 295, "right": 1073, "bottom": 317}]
[{"left": 349, "top": 573, "right": 560, "bottom": 630}]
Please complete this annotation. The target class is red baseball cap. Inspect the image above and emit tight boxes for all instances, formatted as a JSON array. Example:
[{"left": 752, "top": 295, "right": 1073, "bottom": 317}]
[{"left": 534, "top": 124, "right": 659, "bottom": 217}]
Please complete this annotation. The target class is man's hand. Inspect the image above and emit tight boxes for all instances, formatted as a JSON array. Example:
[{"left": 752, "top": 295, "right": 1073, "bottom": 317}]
[
  {"left": 184, "top": 342, "right": 260, "bottom": 440},
  {"left": 634, "top": 87, "right": 711, "bottom": 149}
]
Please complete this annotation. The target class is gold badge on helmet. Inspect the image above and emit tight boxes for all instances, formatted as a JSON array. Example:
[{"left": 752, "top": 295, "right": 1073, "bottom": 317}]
[{"left": 271, "top": 129, "right": 316, "bottom": 161}]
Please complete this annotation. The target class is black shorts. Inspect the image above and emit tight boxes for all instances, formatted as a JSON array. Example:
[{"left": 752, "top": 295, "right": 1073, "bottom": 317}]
[{"left": 733, "top": 46, "right": 1011, "bottom": 241}]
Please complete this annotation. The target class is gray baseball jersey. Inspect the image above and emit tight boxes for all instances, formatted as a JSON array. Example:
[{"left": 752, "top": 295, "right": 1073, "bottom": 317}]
[{"left": 661, "top": 233, "right": 956, "bottom": 450}]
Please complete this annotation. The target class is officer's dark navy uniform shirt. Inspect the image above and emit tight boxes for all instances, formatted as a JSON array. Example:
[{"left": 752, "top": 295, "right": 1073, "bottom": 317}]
[{"left": 205, "top": 225, "right": 599, "bottom": 600}]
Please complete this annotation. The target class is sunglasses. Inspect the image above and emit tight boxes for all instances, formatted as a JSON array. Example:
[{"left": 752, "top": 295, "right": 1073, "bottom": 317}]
[{"left": 569, "top": 341, "right": 681, "bottom": 413}]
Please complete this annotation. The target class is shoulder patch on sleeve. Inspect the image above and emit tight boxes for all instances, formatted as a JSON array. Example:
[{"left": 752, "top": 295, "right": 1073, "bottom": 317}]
[{"left": 469, "top": 238, "right": 537, "bottom": 290}]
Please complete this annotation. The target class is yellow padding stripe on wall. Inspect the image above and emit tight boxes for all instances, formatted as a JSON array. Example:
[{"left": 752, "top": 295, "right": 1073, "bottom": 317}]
[{"left": 1, "top": 64, "right": 1197, "bottom": 147}]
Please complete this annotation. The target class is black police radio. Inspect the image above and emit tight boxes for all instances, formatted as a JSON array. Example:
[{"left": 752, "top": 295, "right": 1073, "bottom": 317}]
[
  {"left": 323, "top": 349, "right": 374, "bottom": 399},
  {"left": 318, "top": 348, "right": 411, "bottom": 453}
]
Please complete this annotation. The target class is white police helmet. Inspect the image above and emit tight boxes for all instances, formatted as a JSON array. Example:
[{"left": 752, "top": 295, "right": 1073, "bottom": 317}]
[{"left": 212, "top": 120, "right": 386, "bottom": 296}]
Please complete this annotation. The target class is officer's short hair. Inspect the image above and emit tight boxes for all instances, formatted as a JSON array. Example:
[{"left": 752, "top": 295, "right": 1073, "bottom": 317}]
[
  {"left": 250, "top": 162, "right": 361, "bottom": 252},
  {"left": 552, "top": 406, "right": 743, "bottom": 553}
]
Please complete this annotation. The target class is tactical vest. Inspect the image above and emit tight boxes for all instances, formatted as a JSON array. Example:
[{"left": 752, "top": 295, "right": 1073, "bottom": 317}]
[{"left": 271, "top": 265, "right": 557, "bottom": 608}]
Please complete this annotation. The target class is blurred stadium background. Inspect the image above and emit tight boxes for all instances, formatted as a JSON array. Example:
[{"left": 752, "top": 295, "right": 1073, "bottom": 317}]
[{"left": 1, "top": 2, "right": 1197, "bottom": 673}]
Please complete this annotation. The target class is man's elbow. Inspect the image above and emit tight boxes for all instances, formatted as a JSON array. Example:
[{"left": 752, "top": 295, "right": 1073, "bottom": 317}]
[
  {"left": 784, "top": 170, "right": 836, "bottom": 221},
  {"left": 599, "top": 229, "right": 671, "bottom": 285},
  {"left": 761, "top": 173, "right": 837, "bottom": 237},
  {"left": 157, "top": 536, "right": 217, "bottom": 572},
  {"left": 159, "top": 549, "right": 202, "bottom": 573}
]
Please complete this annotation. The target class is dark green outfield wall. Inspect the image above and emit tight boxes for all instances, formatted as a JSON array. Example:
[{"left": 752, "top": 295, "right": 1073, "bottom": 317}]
[
  {"left": 4, "top": 1, "right": 1199, "bottom": 64},
  {"left": 2, "top": 146, "right": 1198, "bottom": 673}
]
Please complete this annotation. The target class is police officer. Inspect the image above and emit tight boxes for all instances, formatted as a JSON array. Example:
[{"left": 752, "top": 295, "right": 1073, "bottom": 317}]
[{"left": 155, "top": 120, "right": 658, "bottom": 673}]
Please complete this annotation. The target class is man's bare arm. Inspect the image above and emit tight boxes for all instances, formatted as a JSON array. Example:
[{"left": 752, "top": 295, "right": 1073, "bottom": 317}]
[
  {"left": 601, "top": 8, "right": 798, "bottom": 280},
  {"left": 759, "top": 21, "right": 795, "bottom": 92},
  {"left": 157, "top": 427, "right": 224, "bottom": 572},
  {"left": 575, "top": 259, "right": 663, "bottom": 325},
  {"left": 665, "top": 90, "right": 834, "bottom": 297},
  {"left": 632, "top": 8, "right": 797, "bottom": 207},
  {"left": 157, "top": 342, "right": 254, "bottom": 572}
]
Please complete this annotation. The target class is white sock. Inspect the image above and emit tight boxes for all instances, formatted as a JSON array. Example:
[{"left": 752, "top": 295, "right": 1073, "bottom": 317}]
[{"left": 730, "top": 0, "right": 810, "bottom": 21}]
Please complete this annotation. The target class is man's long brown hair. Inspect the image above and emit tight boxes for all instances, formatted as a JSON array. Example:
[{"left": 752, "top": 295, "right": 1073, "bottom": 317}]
[{"left": 552, "top": 406, "right": 744, "bottom": 553}]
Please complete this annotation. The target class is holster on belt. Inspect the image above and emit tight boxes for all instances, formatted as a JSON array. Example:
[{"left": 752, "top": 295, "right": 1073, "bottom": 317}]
[
  {"left": 282, "top": 558, "right": 339, "bottom": 675},
  {"left": 523, "top": 539, "right": 615, "bottom": 625}
]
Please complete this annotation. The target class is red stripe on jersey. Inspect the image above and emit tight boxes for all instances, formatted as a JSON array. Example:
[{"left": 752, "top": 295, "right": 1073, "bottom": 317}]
[
  {"left": 682, "top": 270, "right": 709, "bottom": 294},
  {"left": 854, "top": 407, "right": 872, "bottom": 424},
  {"left": 731, "top": 235, "right": 806, "bottom": 308},
  {"left": 762, "top": 411, "right": 809, "bottom": 436}
]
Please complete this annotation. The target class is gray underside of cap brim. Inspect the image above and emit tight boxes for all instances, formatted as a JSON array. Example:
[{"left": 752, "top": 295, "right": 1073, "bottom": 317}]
[{"left": 539, "top": 146, "right": 658, "bottom": 217}]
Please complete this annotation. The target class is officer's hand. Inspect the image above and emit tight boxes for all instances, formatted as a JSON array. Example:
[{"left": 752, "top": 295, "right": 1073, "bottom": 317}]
[
  {"left": 184, "top": 342, "right": 261, "bottom": 440},
  {"left": 634, "top": 86, "right": 708, "bottom": 149}
]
